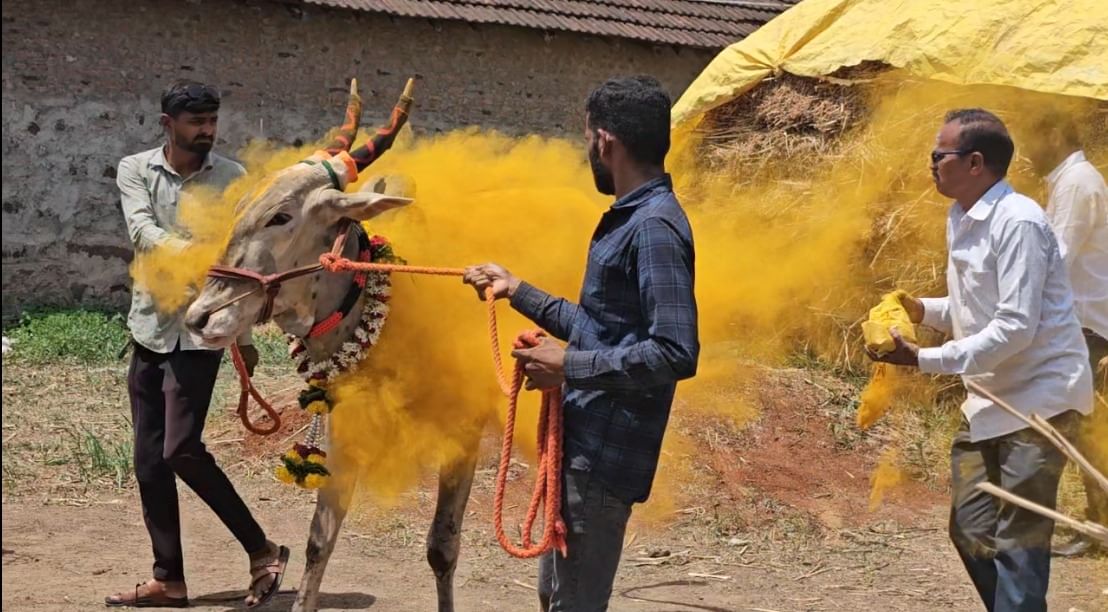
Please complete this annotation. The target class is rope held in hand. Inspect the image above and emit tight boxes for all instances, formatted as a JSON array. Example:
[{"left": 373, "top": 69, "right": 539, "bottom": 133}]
[{"left": 229, "top": 253, "right": 567, "bottom": 559}]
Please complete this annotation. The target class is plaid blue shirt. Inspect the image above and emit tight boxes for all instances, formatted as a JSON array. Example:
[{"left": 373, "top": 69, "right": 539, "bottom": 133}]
[{"left": 511, "top": 175, "right": 699, "bottom": 504}]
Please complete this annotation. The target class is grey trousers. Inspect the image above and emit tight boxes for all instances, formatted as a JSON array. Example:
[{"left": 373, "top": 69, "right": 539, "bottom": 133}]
[
  {"left": 949, "top": 411, "right": 1077, "bottom": 612},
  {"left": 537, "top": 469, "right": 633, "bottom": 612}
]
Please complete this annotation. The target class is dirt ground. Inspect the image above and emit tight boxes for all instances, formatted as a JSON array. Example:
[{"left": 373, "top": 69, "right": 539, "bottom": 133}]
[
  {"left": 4, "top": 482, "right": 1107, "bottom": 611},
  {"left": 3, "top": 362, "right": 1106, "bottom": 611}
]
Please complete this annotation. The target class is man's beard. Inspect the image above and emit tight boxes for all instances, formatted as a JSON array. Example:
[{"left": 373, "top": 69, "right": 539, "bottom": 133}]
[
  {"left": 184, "top": 137, "right": 214, "bottom": 155},
  {"left": 176, "top": 129, "right": 214, "bottom": 155},
  {"left": 589, "top": 141, "right": 615, "bottom": 196}
]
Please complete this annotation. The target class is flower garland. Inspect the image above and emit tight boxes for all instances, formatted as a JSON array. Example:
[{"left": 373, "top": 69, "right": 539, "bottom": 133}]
[{"left": 275, "top": 233, "right": 401, "bottom": 489}]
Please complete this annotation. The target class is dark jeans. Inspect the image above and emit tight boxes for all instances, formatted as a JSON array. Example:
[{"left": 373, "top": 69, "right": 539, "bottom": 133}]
[
  {"left": 537, "top": 469, "right": 633, "bottom": 612},
  {"left": 949, "top": 411, "right": 1077, "bottom": 612},
  {"left": 129, "top": 343, "right": 266, "bottom": 582},
  {"left": 1076, "top": 329, "right": 1108, "bottom": 525}
]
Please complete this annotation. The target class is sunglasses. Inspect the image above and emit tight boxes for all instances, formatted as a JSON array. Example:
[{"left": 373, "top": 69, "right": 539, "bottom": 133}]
[
  {"left": 180, "top": 83, "right": 220, "bottom": 101},
  {"left": 930, "top": 149, "right": 972, "bottom": 164}
]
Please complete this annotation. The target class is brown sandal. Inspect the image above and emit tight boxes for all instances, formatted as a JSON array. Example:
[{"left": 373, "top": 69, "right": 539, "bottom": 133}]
[
  {"left": 245, "top": 545, "right": 289, "bottom": 609},
  {"left": 104, "top": 581, "right": 189, "bottom": 608}
]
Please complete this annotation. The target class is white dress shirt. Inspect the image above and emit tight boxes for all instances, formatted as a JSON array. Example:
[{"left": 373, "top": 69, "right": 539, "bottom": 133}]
[
  {"left": 917, "top": 180, "right": 1093, "bottom": 441},
  {"left": 1045, "top": 150, "right": 1108, "bottom": 341}
]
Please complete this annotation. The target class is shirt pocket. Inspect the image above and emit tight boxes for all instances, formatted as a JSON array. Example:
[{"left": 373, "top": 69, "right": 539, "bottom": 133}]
[{"left": 950, "top": 238, "right": 995, "bottom": 331}]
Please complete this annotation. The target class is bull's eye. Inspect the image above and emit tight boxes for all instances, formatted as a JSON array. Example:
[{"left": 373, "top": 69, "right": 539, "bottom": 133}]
[{"left": 265, "top": 212, "right": 292, "bottom": 227}]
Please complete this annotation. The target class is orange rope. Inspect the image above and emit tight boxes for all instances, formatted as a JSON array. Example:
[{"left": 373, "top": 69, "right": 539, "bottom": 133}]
[
  {"left": 230, "top": 253, "right": 567, "bottom": 559},
  {"left": 230, "top": 343, "right": 281, "bottom": 435},
  {"left": 492, "top": 330, "right": 567, "bottom": 558}
]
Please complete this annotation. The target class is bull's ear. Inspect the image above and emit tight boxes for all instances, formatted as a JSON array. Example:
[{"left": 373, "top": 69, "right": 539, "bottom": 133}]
[{"left": 318, "top": 189, "right": 412, "bottom": 221}]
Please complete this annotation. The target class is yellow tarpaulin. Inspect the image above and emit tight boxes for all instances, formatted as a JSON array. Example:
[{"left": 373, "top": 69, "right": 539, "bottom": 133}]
[{"left": 672, "top": 0, "right": 1108, "bottom": 131}]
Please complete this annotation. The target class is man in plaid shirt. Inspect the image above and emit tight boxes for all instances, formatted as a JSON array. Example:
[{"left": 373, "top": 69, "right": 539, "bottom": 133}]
[{"left": 464, "top": 76, "right": 699, "bottom": 611}]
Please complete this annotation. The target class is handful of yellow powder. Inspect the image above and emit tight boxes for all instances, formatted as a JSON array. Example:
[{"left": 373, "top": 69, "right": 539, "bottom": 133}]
[
  {"left": 857, "top": 290, "right": 918, "bottom": 429},
  {"left": 861, "top": 289, "right": 918, "bottom": 356}
]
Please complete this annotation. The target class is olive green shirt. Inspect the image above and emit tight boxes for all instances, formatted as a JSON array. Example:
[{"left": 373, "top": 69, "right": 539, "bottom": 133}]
[{"left": 118, "top": 146, "right": 249, "bottom": 353}]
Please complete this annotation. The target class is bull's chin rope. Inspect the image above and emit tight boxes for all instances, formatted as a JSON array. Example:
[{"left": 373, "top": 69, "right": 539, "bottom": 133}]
[{"left": 230, "top": 253, "right": 567, "bottom": 559}]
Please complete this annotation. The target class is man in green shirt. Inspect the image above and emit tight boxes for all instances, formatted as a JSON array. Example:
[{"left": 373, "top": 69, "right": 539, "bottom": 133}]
[{"left": 106, "top": 80, "right": 287, "bottom": 609}]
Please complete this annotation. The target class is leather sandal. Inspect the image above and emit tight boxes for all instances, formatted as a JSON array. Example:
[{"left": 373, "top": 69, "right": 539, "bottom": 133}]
[
  {"left": 104, "top": 580, "right": 189, "bottom": 608},
  {"left": 245, "top": 544, "right": 290, "bottom": 609}
]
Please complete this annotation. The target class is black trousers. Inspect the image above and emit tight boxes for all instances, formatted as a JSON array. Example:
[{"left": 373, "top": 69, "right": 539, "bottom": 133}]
[{"left": 128, "top": 343, "right": 266, "bottom": 581}]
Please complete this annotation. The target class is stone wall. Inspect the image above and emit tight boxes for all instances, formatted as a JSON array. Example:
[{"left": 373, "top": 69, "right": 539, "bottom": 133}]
[{"left": 1, "top": 0, "right": 713, "bottom": 317}]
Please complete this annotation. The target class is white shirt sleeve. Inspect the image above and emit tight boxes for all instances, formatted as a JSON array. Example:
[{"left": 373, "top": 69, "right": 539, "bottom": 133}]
[
  {"left": 920, "top": 296, "right": 953, "bottom": 335},
  {"left": 1046, "top": 182, "right": 1095, "bottom": 271},
  {"left": 917, "top": 221, "right": 1050, "bottom": 375},
  {"left": 118, "top": 156, "right": 187, "bottom": 253}
]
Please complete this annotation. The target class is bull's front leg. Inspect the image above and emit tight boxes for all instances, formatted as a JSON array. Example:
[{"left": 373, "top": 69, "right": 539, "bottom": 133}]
[
  {"left": 427, "top": 450, "right": 479, "bottom": 612},
  {"left": 292, "top": 434, "right": 357, "bottom": 612},
  {"left": 292, "top": 476, "right": 355, "bottom": 612}
]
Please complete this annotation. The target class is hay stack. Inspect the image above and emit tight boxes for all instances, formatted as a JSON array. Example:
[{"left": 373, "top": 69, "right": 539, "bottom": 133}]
[{"left": 696, "top": 63, "right": 884, "bottom": 179}]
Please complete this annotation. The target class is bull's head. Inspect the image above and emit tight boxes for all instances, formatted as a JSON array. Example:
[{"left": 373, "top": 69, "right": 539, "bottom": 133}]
[{"left": 185, "top": 79, "right": 414, "bottom": 346}]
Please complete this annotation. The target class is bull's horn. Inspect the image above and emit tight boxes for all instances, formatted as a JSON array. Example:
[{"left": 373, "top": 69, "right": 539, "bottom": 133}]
[
  {"left": 349, "top": 77, "right": 416, "bottom": 172},
  {"left": 321, "top": 78, "right": 363, "bottom": 155}
]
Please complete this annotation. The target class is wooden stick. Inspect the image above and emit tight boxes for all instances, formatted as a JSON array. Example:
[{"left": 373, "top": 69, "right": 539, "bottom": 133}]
[
  {"left": 1029, "top": 413, "right": 1108, "bottom": 492},
  {"left": 964, "top": 380, "right": 1108, "bottom": 493},
  {"left": 687, "top": 572, "right": 731, "bottom": 581},
  {"left": 975, "top": 482, "right": 1108, "bottom": 545},
  {"left": 509, "top": 579, "right": 536, "bottom": 591}
]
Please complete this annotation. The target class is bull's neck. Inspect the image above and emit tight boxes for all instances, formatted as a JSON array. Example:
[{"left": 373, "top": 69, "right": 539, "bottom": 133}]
[{"left": 299, "top": 225, "right": 365, "bottom": 363}]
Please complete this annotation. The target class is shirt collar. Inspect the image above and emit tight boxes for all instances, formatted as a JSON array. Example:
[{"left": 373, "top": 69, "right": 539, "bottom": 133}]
[
  {"left": 1046, "top": 150, "right": 1086, "bottom": 189},
  {"left": 149, "top": 145, "right": 215, "bottom": 177},
  {"left": 609, "top": 174, "right": 672, "bottom": 211},
  {"left": 960, "top": 179, "right": 1012, "bottom": 222}
]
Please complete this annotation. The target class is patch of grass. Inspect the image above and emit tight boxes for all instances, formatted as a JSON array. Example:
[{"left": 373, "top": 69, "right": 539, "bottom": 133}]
[
  {"left": 884, "top": 381, "right": 963, "bottom": 487},
  {"left": 67, "top": 425, "right": 134, "bottom": 489},
  {"left": 4, "top": 308, "right": 130, "bottom": 365},
  {"left": 0, "top": 311, "right": 301, "bottom": 498},
  {"left": 786, "top": 347, "right": 870, "bottom": 387},
  {"left": 252, "top": 323, "right": 290, "bottom": 365}
]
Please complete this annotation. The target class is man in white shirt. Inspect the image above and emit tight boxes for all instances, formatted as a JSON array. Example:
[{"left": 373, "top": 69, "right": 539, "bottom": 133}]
[
  {"left": 871, "top": 109, "right": 1093, "bottom": 612},
  {"left": 1024, "top": 114, "right": 1108, "bottom": 557},
  {"left": 106, "top": 81, "right": 288, "bottom": 609}
]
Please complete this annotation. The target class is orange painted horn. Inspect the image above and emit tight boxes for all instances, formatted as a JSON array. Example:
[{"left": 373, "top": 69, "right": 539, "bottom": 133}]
[
  {"left": 349, "top": 78, "right": 415, "bottom": 171},
  {"left": 322, "top": 79, "right": 363, "bottom": 155}
]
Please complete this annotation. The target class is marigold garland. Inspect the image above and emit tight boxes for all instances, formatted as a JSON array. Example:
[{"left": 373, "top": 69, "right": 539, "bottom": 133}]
[
  {"left": 276, "top": 441, "right": 330, "bottom": 489},
  {"left": 274, "top": 233, "right": 400, "bottom": 490}
]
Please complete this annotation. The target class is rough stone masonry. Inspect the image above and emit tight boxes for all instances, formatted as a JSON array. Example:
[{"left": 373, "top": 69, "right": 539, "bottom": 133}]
[{"left": 1, "top": 0, "right": 712, "bottom": 318}]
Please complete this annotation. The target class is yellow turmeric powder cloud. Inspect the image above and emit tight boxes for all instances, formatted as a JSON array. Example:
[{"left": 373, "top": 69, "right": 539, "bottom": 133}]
[
  {"left": 327, "top": 131, "right": 606, "bottom": 501},
  {"left": 131, "top": 72, "right": 1107, "bottom": 517},
  {"left": 128, "top": 141, "right": 324, "bottom": 313}
]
